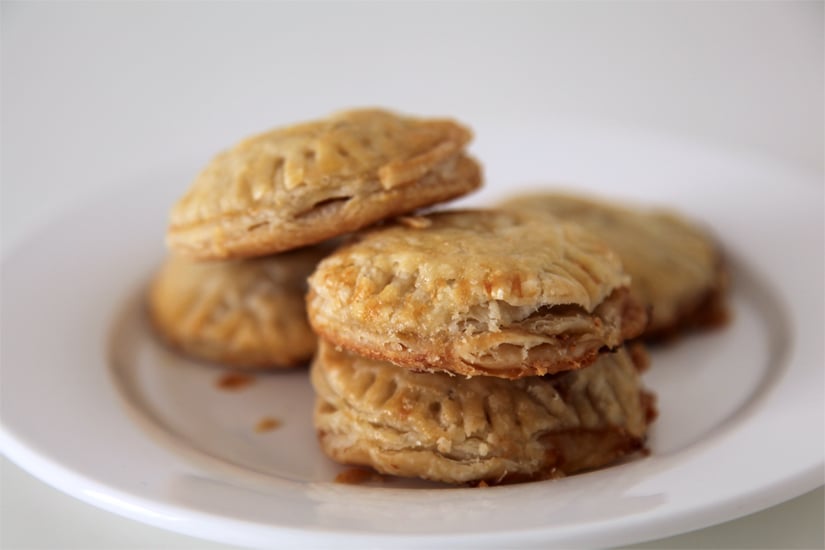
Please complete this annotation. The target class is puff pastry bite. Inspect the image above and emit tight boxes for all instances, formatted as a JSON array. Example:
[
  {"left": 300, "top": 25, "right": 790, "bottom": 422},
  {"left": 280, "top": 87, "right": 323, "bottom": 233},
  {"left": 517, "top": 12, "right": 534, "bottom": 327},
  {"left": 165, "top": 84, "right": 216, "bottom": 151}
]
[
  {"left": 312, "top": 341, "right": 654, "bottom": 485},
  {"left": 307, "top": 209, "right": 647, "bottom": 379},
  {"left": 501, "top": 193, "right": 728, "bottom": 338},
  {"left": 149, "top": 246, "right": 328, "bottom": 369},
  {"left": 167, "top": 109, "right": 482, "bottom": 260}
]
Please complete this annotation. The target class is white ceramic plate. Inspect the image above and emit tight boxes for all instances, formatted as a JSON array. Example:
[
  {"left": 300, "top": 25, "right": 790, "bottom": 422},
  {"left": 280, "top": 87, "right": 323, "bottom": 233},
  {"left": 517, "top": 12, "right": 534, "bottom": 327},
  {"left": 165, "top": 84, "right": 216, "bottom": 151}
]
[{"left": 2, "top": 126, "right": 822, "bottom": 548}]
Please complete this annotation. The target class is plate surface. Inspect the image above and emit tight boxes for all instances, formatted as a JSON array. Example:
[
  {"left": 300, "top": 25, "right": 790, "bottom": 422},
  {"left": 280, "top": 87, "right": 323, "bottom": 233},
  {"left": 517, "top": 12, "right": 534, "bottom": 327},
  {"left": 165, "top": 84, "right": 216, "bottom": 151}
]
[{"left": 2, "top": 126, "right": 822, "bottom": 548}]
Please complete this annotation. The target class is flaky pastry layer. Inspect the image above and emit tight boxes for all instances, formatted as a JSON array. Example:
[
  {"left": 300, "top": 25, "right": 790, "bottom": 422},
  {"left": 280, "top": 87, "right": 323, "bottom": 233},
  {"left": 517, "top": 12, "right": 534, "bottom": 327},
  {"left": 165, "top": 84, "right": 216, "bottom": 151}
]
[
  {"left": 312, "top": 341, "right": 655, "bottom": 485},
  {"left": 167, "top": 109, "right": 481, "bottom": 260},
  {"left": 307, "top": 209, "right": 646, "bottom": 378}
]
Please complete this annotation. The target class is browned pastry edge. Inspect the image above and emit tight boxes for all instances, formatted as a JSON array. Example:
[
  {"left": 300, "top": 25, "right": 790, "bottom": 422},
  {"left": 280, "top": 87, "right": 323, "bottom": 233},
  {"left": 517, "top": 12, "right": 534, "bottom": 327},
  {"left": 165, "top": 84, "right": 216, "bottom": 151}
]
[
  {"left": 317, "top": 426, "right": 649, "bottom": 486},
  {"left": 309, "top": 286, "right": 648, "bottom": 379},
  {"left": 644, "top": 259, "right": 730, "bottom": 342},
  {"left": 311, "top": 342, "right": 657, "bottom": 485},
  {"left": 167, "top": 154, "right": 481, "bottom": 261},
  {"left": 150, "top": 316, "right": 312, "bottom": 371}
]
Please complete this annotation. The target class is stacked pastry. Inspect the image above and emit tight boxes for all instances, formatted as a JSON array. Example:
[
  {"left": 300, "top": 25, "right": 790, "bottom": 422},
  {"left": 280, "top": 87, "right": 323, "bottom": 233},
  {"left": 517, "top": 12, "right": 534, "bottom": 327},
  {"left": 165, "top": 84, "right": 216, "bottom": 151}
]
[
  {"left": 150, "top": 108, "right": 481, "bottom": 370},
  {"left": 152, "top": 107, "right": 728, "bottom": 485},
  {"left": 307, "top": 209, "right": 655, "bottom": 484}
]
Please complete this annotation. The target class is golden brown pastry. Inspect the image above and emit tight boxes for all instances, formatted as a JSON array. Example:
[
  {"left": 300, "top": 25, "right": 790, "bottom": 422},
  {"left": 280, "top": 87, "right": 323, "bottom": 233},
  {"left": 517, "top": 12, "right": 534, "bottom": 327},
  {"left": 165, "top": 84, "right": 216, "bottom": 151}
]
[
  {"left": 149, "top": 246, "right": 328, "bottom": 369},
  {"left": 502, "top": 193, "right": 727, "bottom": 338},
  {"left": 307, "top": 209, "right": 647, "bottom": 379},
  {"left": 500, "top": 192, "right": 728, "bottom": 338},
  {"left": 167, "top": 109, "right": 482, "bottom": 261},
  {"left": 312, "top": 341, "right": 654, "bottom": 485}
]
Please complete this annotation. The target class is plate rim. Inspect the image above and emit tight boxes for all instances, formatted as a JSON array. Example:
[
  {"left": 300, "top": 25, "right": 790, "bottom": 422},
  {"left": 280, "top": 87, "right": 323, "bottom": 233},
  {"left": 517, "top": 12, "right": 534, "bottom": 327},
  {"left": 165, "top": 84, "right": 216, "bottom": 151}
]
[{"left": 2, "top": 128, "right": 823, "bottom": 548}]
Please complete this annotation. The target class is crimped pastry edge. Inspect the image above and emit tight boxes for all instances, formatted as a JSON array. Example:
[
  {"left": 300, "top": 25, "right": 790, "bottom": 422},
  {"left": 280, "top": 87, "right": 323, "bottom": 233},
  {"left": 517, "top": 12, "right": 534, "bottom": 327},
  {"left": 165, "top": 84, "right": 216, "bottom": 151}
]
[
  {"left": 168, "top": 154, "right": 481, "bottom": 260},
  {"left": 311, "top": 341, "right": 654, "bottom": 484}
]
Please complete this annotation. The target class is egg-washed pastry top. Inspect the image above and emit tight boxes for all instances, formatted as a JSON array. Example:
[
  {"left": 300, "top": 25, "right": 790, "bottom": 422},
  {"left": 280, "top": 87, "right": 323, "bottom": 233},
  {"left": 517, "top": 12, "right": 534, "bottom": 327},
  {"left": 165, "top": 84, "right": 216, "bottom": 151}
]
[
  {"left": 167, "top": 109, "right": 481, "bottom": 261},
  {"left": 307, "top": 209, "right": 647, "bottom": 378},
  {"left": 501, "top": 192, "right": 728, "bottom": 338}
]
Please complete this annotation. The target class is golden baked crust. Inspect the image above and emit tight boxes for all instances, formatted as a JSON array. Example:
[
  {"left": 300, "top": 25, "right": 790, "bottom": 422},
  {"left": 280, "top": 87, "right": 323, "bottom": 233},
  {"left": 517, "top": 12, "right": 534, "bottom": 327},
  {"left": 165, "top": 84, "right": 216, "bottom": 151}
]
[
  {"left": 307, "top": 209, "right": 646, "bottom": 378},
  {"left": 501, "top": 192, "right": 728, "bottom": 338},
  {"left": 312, "top": 341, "right": 653, "bottom": 485},
  {"left": 149, "top": 246, "right": 328, "bottom": 368},
  {"left": 167, "top": 109, "right": 481, "bottom": 260}
]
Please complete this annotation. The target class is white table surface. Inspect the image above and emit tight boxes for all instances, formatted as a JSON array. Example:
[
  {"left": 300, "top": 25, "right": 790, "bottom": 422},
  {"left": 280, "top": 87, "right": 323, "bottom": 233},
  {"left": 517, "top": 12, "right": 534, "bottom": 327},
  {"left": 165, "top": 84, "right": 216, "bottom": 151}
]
[{"left": 2, "top": 2, "right": 822, "bottom": 548}]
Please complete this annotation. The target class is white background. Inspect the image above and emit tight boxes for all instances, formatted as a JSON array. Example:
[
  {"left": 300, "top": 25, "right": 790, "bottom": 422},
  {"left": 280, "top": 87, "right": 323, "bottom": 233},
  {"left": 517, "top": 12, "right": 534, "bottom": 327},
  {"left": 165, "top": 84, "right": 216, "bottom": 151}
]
[{"left": 2, "top": 1, "right": 823, "bottom": 548}]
